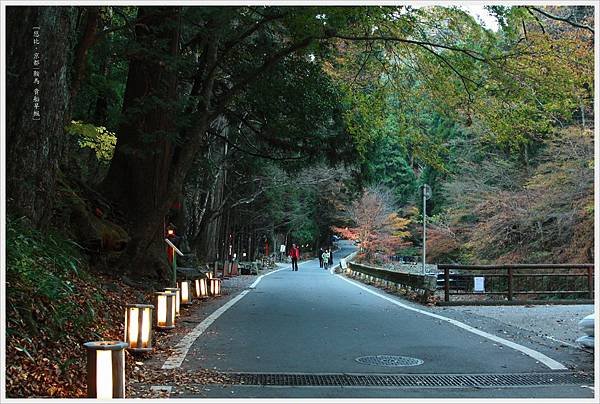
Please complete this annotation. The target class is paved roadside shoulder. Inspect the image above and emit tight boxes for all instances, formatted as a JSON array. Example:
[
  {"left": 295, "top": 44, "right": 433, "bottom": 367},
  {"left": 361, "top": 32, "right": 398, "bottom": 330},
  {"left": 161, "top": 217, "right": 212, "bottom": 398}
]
[
  {"left": 128, "top": 263, "right": 289, "bottom": 397},
  {"left": 430, "top": 304, "right": 594, "bottom": 373},
  {"left": 335, "top": 270, "right": 594, "bottom": 373}
]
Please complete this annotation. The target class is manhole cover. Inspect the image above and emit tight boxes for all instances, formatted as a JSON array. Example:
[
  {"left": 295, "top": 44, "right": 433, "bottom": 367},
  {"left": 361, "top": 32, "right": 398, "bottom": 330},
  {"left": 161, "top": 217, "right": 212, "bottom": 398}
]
[{"left": 355, "top": 355, "right": 424, "bottom": 367}]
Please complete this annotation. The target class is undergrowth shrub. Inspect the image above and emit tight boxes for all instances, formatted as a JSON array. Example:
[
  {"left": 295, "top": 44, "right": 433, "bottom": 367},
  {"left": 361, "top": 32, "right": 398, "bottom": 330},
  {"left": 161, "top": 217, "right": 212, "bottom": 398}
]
[
  {"left": 6, "top": 216, "right": 147, "bottom": 397},
  {"left": 6, "top": 216, "right": 99, "bottom": 338}
]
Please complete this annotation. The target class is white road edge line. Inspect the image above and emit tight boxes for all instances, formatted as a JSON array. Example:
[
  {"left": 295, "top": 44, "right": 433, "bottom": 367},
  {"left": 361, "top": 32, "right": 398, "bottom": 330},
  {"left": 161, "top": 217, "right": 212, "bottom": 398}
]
[
  {"left": 162, "top": 264, "right": 292, "bottom": 369},
  {"left": 334, "top": 273, "right": 568, "bottom": 371}
]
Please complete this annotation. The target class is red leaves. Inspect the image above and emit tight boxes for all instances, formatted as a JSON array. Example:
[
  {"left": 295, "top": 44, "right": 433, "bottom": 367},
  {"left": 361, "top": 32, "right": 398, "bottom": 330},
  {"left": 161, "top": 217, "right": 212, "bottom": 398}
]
[{"left": 333, "top": 186, "right": 412, "bottom": 257}]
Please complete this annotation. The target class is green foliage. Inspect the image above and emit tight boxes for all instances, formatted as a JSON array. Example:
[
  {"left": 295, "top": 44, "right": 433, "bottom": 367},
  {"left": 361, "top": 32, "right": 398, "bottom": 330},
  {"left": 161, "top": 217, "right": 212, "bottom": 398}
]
[
  {"left": 71, "top": 7, "right": 131, "bottom": 130},
  {"left": 472, "top": 33, "right": 592, "bottom": 150},
  {"left": 330, "top": 5, "right": 594, "bottom": 264},
  {"left": 66, "top": 120, "right": 117, "bottom": 162},
  {"left": 62, "top": 5, "right": 595, "bottom": 269},
  {"left": 6, "top": 216, "right": 99, "bottom": 337},
  {"left": 260, "top": 164, "right": 349, "bottom": 246},
  {"left": 342, "top": 86, "right": 389, "bottom": 158}
]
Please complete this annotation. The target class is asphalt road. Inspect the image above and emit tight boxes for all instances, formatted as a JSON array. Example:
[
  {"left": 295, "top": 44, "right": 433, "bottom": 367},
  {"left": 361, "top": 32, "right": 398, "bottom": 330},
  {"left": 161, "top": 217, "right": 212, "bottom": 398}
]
[{"left": 175, "top": 241, "right": 594, "bottom": 399}]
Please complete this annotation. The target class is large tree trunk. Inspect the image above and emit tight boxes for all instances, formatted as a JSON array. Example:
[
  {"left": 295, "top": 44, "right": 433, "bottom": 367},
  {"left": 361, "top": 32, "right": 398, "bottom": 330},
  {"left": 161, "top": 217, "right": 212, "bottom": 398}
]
[
  {"left": 101, "top": 7, "right": 181, "bottom": 279},
  {"left": 187, "top": 121, "right": 229, "bottom": 263},
  {"left": 195, "top": 164, "right": 226, "bottom": 262},
  {"left": 5, "top": 6, "right": 75, "bottom": 228}
]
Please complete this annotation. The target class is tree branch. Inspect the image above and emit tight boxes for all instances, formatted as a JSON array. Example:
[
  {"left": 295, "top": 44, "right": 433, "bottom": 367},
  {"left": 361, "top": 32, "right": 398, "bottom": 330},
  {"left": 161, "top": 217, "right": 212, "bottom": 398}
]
[
  {"left": 220, "top": 11, "right": 286, "bottom": 52},
  {"left": 70, "top": 7, "right": 100, "bottom": 99},
  {"left": 417, "top": 43, "right": 478, "bottom": 103},
  {"left": 212, "top": 131, "right": 306, "bottom": 161},
  {"left": 211, "top": 36, "right": 314, "bottom": 118},
  {"left": 526, "top": 6, "right": 594, "bottom": 34},
  {"left": 324, "top": 33, "right": 490, "bottom": 62},
  {"left": 524, "top": 7, "right": 546, "bottom": 34}
]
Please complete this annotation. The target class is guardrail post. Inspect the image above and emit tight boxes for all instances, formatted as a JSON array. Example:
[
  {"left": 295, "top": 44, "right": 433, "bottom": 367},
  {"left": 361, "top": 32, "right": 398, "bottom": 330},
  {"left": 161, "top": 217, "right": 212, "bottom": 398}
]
[
  {"left": 172, "top": 253, "right": 177, "bottom": 286},
  {"left": 507, "top": 267, "right": 513, "bottom": 301},
  {"left": 165, "top": 238, "right": 183, "bottom": 288},
  {"left": 588, "top": 266, "right": 593, "bottom": 299},
  {"left": 444, "top": 268, "right": 450, "bottom": 302}
]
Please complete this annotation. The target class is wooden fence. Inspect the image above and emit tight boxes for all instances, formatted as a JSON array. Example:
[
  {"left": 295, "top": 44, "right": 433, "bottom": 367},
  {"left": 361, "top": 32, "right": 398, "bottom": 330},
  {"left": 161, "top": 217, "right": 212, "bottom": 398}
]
[{"left": 437, "top": 264, "right": 594, "bottom": 306}]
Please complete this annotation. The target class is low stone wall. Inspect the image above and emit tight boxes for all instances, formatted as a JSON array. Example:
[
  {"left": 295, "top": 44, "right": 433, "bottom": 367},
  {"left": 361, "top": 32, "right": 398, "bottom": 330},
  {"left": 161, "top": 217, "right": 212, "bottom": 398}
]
[{"left": 346, "top": 262, "right": 438, "bottom": 295}]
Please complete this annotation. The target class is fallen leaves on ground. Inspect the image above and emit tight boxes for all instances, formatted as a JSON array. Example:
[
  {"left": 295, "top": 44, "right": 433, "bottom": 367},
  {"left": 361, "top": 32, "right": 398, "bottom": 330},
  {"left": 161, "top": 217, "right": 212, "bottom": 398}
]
[
  {"left": 7, "top": 273, "right": 154, "bottom": 398},
  {"left": 7, "top": 266, "right": 261, "bottom": 398},
  {"left": 128, "top": 367, "right": 232, "bottom": 398}
]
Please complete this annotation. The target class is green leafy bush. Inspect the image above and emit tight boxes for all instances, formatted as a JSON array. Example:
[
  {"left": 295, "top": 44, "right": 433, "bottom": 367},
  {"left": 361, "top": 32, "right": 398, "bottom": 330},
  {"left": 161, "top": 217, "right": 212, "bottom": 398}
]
[
  {"left": 65, "top": 120, "right": 117, "bottom": 163},
  {"left": 6, "top": 216, "right": 98, "bottom": 337}
]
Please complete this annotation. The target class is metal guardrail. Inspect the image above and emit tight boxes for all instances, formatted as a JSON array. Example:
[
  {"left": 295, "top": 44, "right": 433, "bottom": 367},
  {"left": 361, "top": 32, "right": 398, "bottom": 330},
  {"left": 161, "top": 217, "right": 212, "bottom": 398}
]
[
  {"left": 164, "top": 238, "right": 184, "bottom": 256},
  {"left": 437, "top": 264, "right": 594, "bottom": 305},
  {"left": 347, "top": 262, "right": 437, "bottom": 294}
]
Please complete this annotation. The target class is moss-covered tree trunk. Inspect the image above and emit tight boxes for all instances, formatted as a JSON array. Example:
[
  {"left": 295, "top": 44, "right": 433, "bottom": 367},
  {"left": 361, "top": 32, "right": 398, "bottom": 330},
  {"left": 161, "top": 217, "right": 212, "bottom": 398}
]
[{"left": 5, "top": 6, "right": 75, "bottom": 228}]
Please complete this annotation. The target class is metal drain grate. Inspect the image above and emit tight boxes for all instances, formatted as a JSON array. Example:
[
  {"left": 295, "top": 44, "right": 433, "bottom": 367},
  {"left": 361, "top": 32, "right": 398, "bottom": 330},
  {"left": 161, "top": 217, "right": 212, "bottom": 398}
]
[
  {"left": 218, "top": 372, "right": 592, "bottom": 388},
  {"left": 356, "top": 355, "right": 424, "bottom": 367}
]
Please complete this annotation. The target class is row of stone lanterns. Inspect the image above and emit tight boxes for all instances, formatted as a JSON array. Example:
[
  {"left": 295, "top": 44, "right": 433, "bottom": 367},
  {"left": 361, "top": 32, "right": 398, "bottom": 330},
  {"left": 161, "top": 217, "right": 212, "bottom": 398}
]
[{"left": 83, "top": 272, "right": 222, "bottom": 398}]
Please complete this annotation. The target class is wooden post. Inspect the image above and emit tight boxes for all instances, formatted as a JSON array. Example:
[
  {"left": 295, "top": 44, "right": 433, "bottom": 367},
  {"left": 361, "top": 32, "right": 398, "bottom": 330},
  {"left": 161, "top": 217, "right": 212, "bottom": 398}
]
[
  {"left": 444, "top": 268, "right": 450, "bottom": 302},
  {"left": 172, "top": 251, "right": 177, "bottom": 287},
  {"left": 588, "top": 266, "right": 593, "bottom": 299},
  {"left": 111, "top": 349, "right": 125, "bottom": 398},
  {"left": 507, "top": 267, "right": 513, "bottom": 301},
  {"left": 86, "top": 349, "right": 97, "bottom": 398}
]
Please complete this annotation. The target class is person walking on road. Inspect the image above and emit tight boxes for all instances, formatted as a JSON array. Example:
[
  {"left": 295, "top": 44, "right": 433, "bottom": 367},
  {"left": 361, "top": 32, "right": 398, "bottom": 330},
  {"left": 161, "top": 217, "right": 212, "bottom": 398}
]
[
  {"left": 322, "top": 249, "right": 330, "bottom": 270},
  {"left": 318, "top": 247, "right": 324, "bottom": 268},
  {"left": 328, "top": 248, "right": 334, "bottom": 267},
  {"left": 289, "top": 243, "right": 300, "bottom": 271}
]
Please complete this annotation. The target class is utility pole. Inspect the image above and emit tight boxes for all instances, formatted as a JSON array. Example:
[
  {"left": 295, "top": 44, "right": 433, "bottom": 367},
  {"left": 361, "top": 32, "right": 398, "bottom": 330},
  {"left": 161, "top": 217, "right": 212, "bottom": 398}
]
[{"left": 421, "top": 184, "right": 431, "bottom": 275}]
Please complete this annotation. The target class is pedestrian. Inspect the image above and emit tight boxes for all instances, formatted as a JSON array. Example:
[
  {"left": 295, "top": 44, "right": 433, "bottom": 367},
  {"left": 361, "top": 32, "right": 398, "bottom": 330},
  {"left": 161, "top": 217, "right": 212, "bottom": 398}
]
[
  {"left": 318, "top": 247, "right": 324, "bottom": 268},
  {"left": 328, "top": 248, "right": 334, "bottom": 267},
  {"left": 289, "top": 243, "right": 300, "bottom": 271},
  {"left": 322, "top": 249, "right": 330, "bottom": 270}
]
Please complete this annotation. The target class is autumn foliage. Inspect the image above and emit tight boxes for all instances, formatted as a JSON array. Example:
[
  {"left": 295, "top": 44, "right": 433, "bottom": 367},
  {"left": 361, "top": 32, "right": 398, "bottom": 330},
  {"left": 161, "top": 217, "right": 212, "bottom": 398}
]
[
  {"left": 332, "top": 186, "right": 411, "bottom": 257},
  {"left": 439, "top": 127, "right": 594, "bottom": 264}
]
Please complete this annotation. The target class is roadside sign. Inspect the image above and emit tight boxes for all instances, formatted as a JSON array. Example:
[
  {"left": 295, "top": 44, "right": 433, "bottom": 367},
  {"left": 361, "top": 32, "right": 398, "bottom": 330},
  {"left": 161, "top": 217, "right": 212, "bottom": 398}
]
[
  {"left": 421, "top": 184, "right": 432, "bottom": 200},
  {"left": 474, "top": 276, "right": 485, "bottom": 293}
]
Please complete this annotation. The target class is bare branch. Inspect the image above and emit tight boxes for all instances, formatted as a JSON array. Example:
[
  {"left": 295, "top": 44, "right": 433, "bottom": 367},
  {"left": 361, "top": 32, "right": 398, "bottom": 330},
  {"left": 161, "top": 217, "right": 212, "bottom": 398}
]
[
  {"left": 212, "top": 36, "right": 314, "bottom": 117},
  {"left": 324, "top": 33, "right": 490, "bottom": 62},
  {"left": 211, "top": 131, "right": 306, "bottom": 161},
  {"left": 526, "top": 6, "right": 594, "bottom": 34}
]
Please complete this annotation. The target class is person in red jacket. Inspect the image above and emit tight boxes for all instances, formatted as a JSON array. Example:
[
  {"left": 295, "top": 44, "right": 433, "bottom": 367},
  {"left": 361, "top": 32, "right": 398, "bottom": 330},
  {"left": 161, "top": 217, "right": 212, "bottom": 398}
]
[{"left": 289, "top": 244, "right": 300, "bottom": 271}]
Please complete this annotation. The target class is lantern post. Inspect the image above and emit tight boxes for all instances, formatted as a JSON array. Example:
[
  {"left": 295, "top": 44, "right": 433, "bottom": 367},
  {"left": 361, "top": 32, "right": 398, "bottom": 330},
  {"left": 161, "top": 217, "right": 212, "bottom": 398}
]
[
  {"left": 124, "top": 304, "right": 154, "bottom": 352},
  {"left": 83, "top": 341, "right": 128, "bottom": 399}
]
